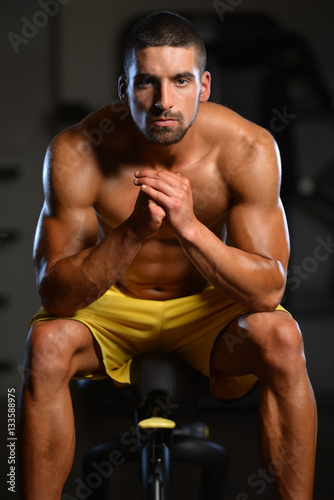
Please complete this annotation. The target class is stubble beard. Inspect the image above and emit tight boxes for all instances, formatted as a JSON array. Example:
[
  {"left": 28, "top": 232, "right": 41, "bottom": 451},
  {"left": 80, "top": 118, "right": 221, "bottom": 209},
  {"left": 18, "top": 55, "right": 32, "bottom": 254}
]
[
  {"left": 139, "top": 112, "right": 189, "bottom": 146},
  {"left": 132, "top": 103, "right": 199, "bottom": 146},
  {"left": 145, "top": 120, "right": 189, "bottom": 145}
]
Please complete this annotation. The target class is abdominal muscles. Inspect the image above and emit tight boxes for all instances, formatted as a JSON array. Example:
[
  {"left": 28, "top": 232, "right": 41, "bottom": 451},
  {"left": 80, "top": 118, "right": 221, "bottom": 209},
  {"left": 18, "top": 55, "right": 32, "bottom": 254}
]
[{"left": 116, "top": 236, "right": 208, "bottom": 300}]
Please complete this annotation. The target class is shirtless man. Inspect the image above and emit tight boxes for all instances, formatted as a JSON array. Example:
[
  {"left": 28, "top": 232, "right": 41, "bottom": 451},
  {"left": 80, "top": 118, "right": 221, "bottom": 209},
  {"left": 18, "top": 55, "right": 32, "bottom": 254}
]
[{"left": 18, "top": 11, "right": 317, "bottom": 500}]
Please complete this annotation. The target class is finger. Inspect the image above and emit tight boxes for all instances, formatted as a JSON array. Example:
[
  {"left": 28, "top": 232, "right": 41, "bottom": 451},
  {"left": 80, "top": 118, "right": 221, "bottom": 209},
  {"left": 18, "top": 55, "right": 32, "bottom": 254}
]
[
  {"left": 156, "top": 170, "right": 189, "bottom": 190},
  {"left": 135, "top": 169, "right": 183, "bottom": 184},
  {"left": 135, "top": 170, "right": 190, "bottom": 192},
  {"left": 140, "top": 183, "right": 191, "bottom": 217},
  {"left": 140, "top": 183, "right": 172, "bottom": 207},
  {"left": 136, "top": 177, "right": 181, "bottom": 199},
  {"left": 148, "top": 198, "right": 166, "bottom": 218},
  {"left": 134, "top": 169, "right": 157, "bottom": 179}
]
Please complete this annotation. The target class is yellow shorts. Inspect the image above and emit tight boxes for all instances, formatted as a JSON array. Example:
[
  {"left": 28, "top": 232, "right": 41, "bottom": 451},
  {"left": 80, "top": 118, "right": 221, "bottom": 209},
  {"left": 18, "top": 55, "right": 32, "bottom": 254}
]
[{"left": 29, "top": 285, "right": 289, "bottom": 401}]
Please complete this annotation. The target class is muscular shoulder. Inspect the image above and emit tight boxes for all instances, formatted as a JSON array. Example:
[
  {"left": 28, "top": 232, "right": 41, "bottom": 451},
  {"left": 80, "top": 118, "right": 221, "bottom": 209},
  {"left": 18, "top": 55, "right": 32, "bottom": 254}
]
[
  {"left": 43, "top": 102, "right": 131, "bottom": 210},
  {"left": 74, "top": 101, "right": 131, "bottom": 152},
  {"left": 198, "top": 102, "right": 281, "bottom": 203},
  {"left": 43, "top": 126, "right": 98, "bottom": 212}
]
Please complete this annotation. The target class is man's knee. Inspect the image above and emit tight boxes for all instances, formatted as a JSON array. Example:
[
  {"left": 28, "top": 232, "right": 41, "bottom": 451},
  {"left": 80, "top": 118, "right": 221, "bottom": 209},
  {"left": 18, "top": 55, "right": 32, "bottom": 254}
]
[
  {"left": 257, "top": 314, "right": 306, "bottom": 381},
  {"left": 23, "top": 320, "right": 79, "bottom": 387}
]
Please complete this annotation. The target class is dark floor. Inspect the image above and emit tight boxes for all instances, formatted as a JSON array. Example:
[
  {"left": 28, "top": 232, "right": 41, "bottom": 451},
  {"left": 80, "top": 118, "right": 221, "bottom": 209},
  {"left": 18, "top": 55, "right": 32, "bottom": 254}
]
[{"left": 1, "top": 381, "right": 331, "bottom": 500}]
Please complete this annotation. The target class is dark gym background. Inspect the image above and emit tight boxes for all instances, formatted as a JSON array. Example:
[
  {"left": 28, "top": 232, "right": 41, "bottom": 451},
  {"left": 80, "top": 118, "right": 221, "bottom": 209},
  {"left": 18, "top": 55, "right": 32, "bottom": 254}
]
[{"left": 1, "top": 0, "right": 333, "bottom": 498}]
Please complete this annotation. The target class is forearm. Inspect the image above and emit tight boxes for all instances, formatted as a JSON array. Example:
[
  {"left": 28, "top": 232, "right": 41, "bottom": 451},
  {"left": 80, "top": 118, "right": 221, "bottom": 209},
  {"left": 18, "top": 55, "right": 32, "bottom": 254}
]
[
  {"left": 38, "top": 221, "right": 143, "bottom": 316},
  {"left": 179, "top": 221, "right": 286, "bottom": 311}
]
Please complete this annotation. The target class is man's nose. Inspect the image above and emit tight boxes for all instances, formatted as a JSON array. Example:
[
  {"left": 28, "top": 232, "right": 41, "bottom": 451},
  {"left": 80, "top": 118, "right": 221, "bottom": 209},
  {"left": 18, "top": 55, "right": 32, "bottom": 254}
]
[{"left": 154, "top": 82, "right": 174, "bottom": 111}]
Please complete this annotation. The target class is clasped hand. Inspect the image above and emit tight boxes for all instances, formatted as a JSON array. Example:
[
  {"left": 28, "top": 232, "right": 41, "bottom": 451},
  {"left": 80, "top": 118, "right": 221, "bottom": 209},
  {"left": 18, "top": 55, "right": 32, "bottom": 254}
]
[{"left": 133, "top": 169, "right": 196, "bottom": 237}]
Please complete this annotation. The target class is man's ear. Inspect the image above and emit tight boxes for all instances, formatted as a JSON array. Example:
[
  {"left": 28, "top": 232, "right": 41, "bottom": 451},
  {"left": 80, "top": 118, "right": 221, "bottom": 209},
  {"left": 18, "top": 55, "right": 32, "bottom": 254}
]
[
  {"left": 199, "top": 71, "right": 211, "bottom": 103},
  {"left": 118, "top": 75, "right": 128, "bottom": 104}
]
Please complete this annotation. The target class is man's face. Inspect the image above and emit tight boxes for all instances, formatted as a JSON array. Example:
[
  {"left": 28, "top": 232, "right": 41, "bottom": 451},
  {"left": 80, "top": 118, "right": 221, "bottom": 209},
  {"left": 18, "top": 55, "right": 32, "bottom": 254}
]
[{"left": 121, "top": 46, "right": 210, "bottom": 146}]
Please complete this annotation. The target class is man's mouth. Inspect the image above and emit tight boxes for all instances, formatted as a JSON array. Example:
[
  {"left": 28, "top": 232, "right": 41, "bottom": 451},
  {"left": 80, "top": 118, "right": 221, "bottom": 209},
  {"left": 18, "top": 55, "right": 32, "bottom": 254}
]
[{"left": 152, "top": 118, "right": 177, "bottom": 127}]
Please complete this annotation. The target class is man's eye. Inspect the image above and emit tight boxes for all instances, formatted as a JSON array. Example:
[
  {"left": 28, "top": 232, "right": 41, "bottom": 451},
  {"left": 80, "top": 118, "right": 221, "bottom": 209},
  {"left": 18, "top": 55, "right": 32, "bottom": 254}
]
[
  {"left": 176, "top": 79, "right": 188, "bottom": 86},
  {"left": 137, "top": 77, "right": 155, "bottom": 87}
]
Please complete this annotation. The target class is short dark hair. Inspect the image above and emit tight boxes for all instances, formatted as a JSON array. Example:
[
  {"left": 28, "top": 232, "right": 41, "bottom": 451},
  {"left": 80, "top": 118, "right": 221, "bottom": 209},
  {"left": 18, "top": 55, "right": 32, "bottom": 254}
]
[{"left": 123, "top": 11, "right": 207, "bottom": 77}]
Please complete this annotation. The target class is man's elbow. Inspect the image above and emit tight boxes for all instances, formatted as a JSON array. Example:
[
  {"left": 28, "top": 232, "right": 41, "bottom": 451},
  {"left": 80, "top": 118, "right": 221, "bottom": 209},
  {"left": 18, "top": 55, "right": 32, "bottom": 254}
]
[
  {"left": 40, "top": 296, "right": 76, "bottom": 318},
  {"left": 252, "top": 283, "right": 286, "bottom": 313},
  {"left": 251, "top": 267, "right": 286, "bottom": 312},
  {"left": 39, "top": 281, "right": 77, "bottom": 317},
  {"left": 253, "top": 293, "right": 283, "bottom": 313}
]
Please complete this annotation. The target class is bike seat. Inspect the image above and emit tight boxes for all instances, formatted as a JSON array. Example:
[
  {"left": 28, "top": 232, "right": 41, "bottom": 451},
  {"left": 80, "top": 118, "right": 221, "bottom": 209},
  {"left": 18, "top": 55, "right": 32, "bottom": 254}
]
[
  {"left": 130, "top": 353, "right": 211, "bottom": 407},
  {"left": 78, "top": 353, "right": 212, "bottom": 415}
]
